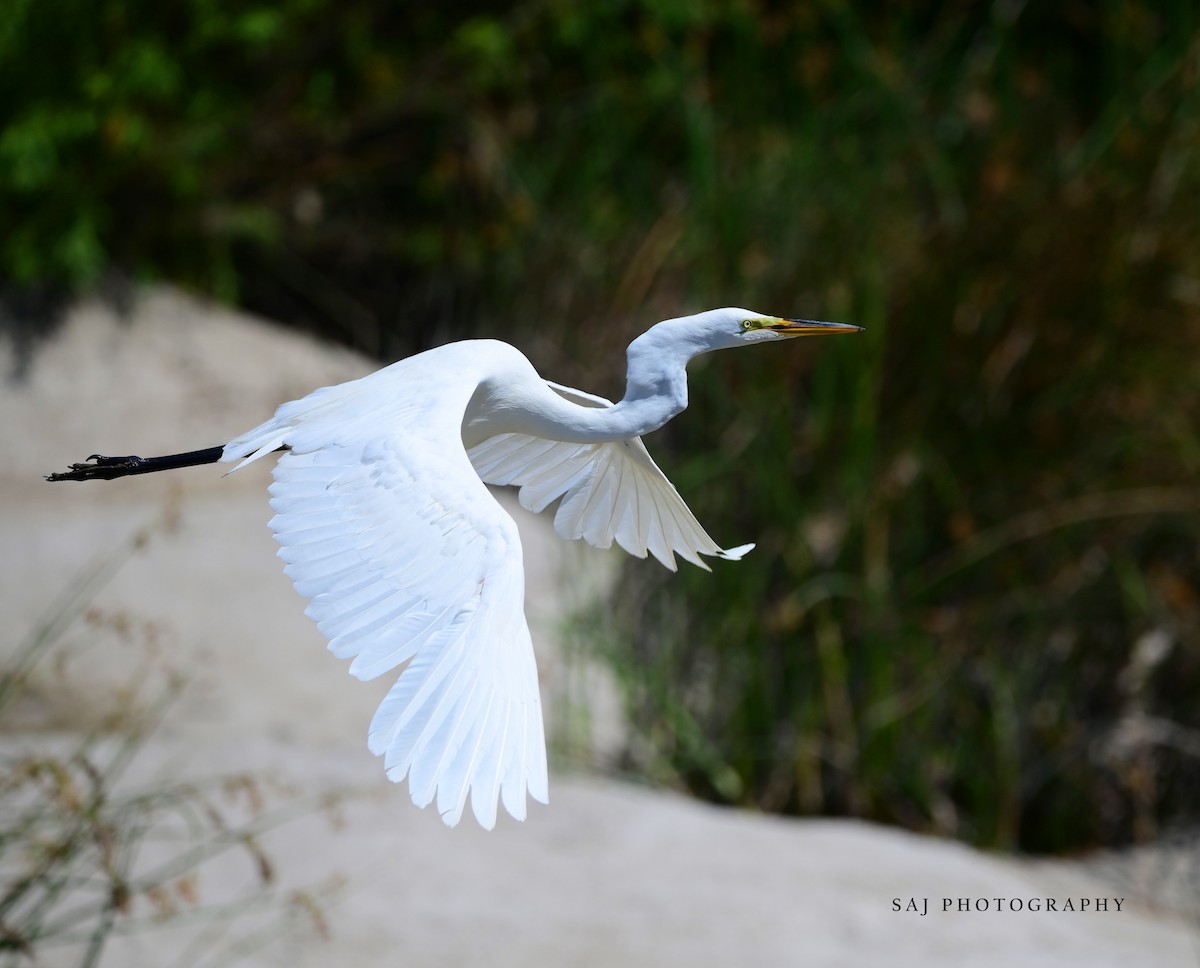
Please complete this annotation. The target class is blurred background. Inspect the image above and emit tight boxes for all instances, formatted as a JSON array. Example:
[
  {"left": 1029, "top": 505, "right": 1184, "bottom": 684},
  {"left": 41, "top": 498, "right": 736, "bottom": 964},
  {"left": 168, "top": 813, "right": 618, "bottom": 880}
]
[{"left": 3, "top": 0, "right": 1199, "bottom": 864}]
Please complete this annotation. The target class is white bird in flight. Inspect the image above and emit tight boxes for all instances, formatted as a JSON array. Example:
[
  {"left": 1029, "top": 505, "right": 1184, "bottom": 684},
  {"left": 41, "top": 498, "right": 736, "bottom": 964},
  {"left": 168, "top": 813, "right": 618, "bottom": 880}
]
[{"left": 48, "top": 308, "right": 861, "bottom": 828}]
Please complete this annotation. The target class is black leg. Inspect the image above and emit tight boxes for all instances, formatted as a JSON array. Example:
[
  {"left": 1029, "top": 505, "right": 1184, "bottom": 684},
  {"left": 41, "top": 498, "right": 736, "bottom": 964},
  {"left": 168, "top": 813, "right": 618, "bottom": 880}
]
[{"left": 46, "top": 446, "right": 228, "bottom": 482}]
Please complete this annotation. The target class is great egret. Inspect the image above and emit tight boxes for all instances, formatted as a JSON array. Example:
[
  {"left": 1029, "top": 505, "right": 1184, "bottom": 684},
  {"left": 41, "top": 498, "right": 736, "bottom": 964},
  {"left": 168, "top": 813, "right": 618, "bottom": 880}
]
[{"left": 47, "top": 308, "right": 861, "bottom": 828}]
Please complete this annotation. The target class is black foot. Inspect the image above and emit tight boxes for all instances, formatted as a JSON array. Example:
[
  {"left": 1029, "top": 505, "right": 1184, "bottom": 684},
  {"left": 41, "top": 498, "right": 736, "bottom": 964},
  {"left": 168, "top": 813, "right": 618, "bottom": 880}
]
[
  {"left": 45, "top": 445, "right": 228, "bottom": 482},
  {"left": 46, "top": 454, "right": 151, "bottom": 482}
]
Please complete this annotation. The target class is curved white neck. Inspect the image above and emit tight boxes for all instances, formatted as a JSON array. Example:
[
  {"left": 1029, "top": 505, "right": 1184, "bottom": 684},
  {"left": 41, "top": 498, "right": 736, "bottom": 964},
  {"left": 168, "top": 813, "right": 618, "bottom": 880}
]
[{"left": 462, "top": 328, "right": 699, "bottom": 447}]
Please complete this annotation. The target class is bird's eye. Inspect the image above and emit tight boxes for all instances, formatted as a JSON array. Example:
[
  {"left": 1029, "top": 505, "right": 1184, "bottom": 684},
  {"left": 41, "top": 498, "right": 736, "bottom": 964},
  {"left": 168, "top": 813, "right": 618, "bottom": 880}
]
[{"left": 741, "top": 319, "right": 755, "bottom": 331}]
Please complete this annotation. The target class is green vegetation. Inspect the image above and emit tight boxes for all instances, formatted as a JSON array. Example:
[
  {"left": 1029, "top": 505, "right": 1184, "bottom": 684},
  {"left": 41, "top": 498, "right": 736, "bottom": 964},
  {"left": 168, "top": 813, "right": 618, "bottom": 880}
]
[{"left": 4, "top": 1, "right": 1199, "bottom": 852}]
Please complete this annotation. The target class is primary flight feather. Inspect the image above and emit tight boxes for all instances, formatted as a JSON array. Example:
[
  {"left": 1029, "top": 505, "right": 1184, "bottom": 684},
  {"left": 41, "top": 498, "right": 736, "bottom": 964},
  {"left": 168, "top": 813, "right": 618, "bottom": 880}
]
[{"left": 47, "top": 307, "right": 861, "bottom": 828}]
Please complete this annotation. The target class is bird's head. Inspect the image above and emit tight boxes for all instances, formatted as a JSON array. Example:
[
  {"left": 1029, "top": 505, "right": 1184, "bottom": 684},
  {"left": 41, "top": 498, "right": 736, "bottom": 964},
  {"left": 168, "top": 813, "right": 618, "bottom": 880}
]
[
  {"left": 657, "top": 307, "right": 864, "bottom": 353},
  {"left": 722, "top": 307, "right": 864, "bottom": 346}
]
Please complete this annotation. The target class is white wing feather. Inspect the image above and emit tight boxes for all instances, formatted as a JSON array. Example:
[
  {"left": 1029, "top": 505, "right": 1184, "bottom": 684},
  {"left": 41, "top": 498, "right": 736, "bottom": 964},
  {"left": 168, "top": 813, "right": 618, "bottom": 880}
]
[
  {"left": 468, "top": 381, "right": 753, "bottom": 571},
  {"left": 218, "top": 357, "right": 746, "bottom": 829},
  {"left": 222, "top": 371, "right": 547, "bottom": 829}
]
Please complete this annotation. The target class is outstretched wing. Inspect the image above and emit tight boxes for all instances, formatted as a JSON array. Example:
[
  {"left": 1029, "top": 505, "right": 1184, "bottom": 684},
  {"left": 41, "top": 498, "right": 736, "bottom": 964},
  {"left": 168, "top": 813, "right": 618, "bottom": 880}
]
[
  {"left": 223, "top": 381, "right": 547, "bottom": 830},
  {"left": 468, "top": 381, "right": 753, "bottom": 572}
]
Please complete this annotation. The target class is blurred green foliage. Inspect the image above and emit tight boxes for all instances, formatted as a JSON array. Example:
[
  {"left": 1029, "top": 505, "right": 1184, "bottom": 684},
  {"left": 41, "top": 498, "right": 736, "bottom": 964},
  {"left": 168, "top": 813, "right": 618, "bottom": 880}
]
[{"left": 4, "top": 0, "right": 1200, "bottom": 852}]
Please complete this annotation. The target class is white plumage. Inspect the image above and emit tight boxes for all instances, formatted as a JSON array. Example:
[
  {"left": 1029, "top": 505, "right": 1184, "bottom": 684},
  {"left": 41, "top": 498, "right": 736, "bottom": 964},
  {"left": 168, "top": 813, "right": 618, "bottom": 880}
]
[
  {"left": 217, "top": 309, "right": 860, "bottom": 828},
  {"left": 468, "top": 382, "right": 753, "bottom": 570}
]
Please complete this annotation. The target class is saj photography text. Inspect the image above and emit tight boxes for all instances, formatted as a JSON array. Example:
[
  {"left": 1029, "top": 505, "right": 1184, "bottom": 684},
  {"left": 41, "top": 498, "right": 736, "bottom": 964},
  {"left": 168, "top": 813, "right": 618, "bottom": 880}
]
[{"left": 893, "top": 897, "right": 1127, "bottom": 917}]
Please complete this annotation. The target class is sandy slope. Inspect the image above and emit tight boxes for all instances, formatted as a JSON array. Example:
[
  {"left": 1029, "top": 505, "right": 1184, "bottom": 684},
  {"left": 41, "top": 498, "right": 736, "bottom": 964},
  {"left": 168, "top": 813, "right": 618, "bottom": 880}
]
[{"left": 1, "top": 288, "right": 1194, "bottom": 966}]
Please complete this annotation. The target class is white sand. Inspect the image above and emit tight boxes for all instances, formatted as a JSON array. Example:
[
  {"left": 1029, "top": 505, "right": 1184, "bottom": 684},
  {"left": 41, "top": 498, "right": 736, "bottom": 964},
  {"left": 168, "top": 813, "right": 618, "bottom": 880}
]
[{"left": 1, "top": 288, "right": 1194, "bottom": 966}]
